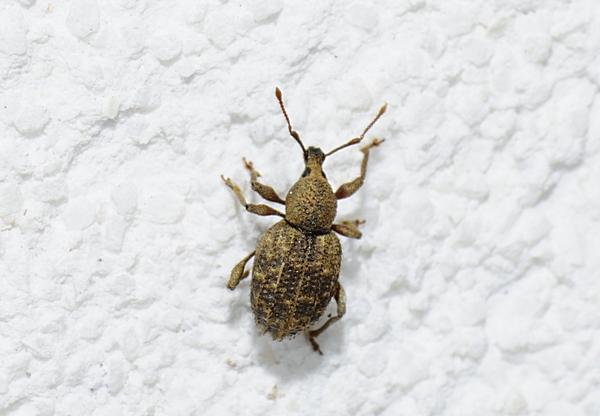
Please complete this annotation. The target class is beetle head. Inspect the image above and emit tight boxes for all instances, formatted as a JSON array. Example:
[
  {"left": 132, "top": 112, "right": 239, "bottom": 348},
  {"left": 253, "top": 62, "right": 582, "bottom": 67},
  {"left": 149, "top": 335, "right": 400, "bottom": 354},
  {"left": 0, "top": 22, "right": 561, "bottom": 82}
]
[
  {"left": 305, "top": 146, "right": 325, "bottom": 163},
  {"left": 301, "top": 146, "right": 326, "bottom": 178}
]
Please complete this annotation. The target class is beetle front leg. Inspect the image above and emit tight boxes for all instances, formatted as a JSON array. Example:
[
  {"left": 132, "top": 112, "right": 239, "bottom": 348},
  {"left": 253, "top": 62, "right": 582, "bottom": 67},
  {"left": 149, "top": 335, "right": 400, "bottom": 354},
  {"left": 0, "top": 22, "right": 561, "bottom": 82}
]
[
  {"left": 243, "top": 158, "right": 286, "bottom": 204},
  {"left": 332, "top": 220, "right": 364, "bottom": 239},
  {"left": 221, "top": 176, "right": 285, "bottom": 217},
  {"left": 334, "top": 139, "right": 384, "bottom": 200},
  {"left": 227, "top": 251, "right": 255, "bottom": 290},
  {"left": 308, "top": 282, "right": 346, "bottom": 355}
]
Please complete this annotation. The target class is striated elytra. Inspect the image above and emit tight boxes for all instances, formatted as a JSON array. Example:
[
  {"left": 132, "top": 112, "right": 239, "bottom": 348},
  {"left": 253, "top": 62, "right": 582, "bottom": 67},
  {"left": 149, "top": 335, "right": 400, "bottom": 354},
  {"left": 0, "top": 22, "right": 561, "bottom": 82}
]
[{"left": 222, "top": 88, "right": 386, "bottom": 354}]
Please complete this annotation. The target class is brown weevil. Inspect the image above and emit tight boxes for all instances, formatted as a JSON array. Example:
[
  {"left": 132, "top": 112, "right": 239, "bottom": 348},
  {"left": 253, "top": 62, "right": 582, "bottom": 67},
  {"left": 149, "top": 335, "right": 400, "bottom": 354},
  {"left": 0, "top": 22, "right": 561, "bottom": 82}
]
[{"left": 222, "top": 88, "right": 386, "bottom": 354}]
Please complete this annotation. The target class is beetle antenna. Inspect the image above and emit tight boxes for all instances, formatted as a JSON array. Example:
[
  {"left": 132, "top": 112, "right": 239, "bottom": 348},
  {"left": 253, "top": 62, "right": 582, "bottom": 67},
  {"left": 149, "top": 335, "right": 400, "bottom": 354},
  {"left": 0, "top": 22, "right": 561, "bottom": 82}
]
[
  {"left": 325, "top": 103, "right": 387, "bottom": 157},
  {"left": 275, "top": 88, "right": 307, "bottom": 157}
]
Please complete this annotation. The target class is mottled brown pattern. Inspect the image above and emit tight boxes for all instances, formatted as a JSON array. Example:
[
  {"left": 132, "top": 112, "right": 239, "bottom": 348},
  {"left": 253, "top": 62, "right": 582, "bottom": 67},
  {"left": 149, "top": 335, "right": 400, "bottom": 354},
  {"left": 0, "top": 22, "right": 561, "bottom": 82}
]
[{"left": 251, "top": 220, "right": 341, "bottom": 340}]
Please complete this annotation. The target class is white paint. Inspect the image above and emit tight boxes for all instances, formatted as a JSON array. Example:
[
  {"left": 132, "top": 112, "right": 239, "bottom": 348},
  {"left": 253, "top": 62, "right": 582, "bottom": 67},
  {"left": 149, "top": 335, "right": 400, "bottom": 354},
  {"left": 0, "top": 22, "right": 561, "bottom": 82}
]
[
  {"left": 1, "top": 0, "right": 599, "bottom": 415},
  {"left": 66, "top": 0, "right": 101, "bottom": 39}
]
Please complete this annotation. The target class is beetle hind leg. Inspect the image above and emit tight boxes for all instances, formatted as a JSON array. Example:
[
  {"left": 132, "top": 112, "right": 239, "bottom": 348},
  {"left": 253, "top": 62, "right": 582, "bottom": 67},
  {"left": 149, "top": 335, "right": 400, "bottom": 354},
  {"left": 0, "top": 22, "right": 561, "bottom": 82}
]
[
  {"left": 227, "top": 251, "right": 255, "bottom": 290},
  {"left": 308, "top": 282, "right": 347, "bottom": 355}
]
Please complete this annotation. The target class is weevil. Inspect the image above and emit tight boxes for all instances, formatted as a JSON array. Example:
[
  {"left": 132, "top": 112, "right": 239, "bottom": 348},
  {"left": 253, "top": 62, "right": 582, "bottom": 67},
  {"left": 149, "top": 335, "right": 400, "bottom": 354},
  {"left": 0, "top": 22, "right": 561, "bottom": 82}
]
[{"left": 222, "top": 88, "right": 386, "bottom": 354}]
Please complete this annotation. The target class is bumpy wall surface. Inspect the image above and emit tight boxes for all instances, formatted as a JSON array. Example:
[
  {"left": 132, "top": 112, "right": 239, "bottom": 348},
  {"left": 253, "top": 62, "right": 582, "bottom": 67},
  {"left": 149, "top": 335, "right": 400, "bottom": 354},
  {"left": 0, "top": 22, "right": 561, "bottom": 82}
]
[{"left": 1, "top": 1, "right": 599, "bottom": 415}]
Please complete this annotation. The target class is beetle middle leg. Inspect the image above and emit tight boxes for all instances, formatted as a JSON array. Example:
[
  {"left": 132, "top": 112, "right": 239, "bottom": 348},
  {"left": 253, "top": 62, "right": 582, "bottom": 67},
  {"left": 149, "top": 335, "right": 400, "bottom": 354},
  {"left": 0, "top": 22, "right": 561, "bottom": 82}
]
[
  {"left": 332, "top": 219, "right": 364, "bottom": 239},
  {"left": 243, "top": 158, "right": 286, "bottom": 204},
  {"left": 334, "top": 138, "right": 385, "bottom": 200},
  {"left": 308, "top": 282, "right": 346, "bottom": 355},
  {"left": 221, "top": 176, "right": 285, "bottom": 217},
  {"left": 227, "top": 251, "right": 255, "bottom": 290}
]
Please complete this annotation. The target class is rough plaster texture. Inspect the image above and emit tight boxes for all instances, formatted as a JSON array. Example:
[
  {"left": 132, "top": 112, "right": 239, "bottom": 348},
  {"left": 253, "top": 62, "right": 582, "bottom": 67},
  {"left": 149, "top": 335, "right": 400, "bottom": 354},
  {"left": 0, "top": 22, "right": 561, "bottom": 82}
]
[{"left": 1, "top": 0, "right": 600, "bottom": 415}]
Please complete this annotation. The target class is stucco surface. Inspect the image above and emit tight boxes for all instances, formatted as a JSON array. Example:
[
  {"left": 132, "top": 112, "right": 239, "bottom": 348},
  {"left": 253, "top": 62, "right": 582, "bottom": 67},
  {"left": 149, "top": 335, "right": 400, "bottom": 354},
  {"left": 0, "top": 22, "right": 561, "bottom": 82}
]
[{"left": 1, "top": 1, "right": 600, "bottom": 415}]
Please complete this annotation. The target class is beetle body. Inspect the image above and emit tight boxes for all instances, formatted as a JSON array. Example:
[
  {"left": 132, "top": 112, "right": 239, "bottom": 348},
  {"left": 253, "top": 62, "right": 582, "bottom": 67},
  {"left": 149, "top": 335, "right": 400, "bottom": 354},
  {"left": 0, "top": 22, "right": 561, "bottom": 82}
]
[
  {"left": 251, "top": 220, "right": 341, "bottom": 339},
  {"left": 222, "top": 88, "right": 386, "bottom": 354}
]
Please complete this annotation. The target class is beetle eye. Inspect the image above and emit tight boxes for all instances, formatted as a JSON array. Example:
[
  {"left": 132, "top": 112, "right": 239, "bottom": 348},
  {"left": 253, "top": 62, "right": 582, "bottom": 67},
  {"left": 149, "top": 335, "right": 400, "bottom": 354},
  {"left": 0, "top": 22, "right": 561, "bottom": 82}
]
[{"left": 302, "top": 167, "right": 311, "bottom": 177}]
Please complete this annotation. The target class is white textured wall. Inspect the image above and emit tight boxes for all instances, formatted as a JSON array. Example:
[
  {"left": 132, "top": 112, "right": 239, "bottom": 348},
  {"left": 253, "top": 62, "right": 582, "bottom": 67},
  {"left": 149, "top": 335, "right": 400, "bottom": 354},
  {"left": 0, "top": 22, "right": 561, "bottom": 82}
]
[{"left": 1, "top": 0, "right": 599, "bottom": 415}]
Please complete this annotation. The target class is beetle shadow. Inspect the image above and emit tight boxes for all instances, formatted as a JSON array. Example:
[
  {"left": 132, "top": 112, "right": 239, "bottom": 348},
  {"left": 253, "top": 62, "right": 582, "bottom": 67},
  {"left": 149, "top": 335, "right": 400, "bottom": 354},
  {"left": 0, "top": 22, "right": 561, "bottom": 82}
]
[{"left": 252, "top": 312, "right": 348, "bottom": 381}]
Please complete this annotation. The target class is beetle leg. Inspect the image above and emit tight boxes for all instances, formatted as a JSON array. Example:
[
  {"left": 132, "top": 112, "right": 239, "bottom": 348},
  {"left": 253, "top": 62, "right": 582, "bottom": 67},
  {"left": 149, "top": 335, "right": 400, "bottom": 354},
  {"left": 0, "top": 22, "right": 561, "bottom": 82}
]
[
  {"left": 222, "top": 175, "right": 285, "bottom": 217},
  {"left": 308, "top": 282, "right": 346, "bottom": 355},
  {"left": 332, "top": 219, "right": 365, "bottom": 239},
  {"left": 227, "top": 251, "right": 255, "bottom": 290},
  {"left": 243, "top": 158, "right": 286, "bottom": 204},
  {"left": 334, "top": 138, "right": 384, "bottom": 200}
]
